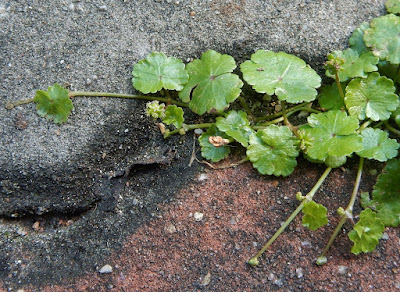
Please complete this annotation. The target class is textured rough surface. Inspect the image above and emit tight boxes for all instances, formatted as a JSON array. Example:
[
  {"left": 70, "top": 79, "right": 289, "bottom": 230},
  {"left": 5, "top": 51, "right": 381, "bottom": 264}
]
[{"left": 0, "top": 0, "right": 391, "bottom": 290}]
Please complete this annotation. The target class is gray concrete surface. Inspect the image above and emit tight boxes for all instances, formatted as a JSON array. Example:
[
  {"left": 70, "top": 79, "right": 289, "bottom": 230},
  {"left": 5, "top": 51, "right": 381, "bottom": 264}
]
[{"left": 0, "top": 0, "right": 386, "bottom": 289}]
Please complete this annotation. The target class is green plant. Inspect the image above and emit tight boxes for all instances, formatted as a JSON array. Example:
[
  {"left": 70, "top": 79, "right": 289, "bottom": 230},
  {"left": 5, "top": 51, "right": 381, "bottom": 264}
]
[{"left": 6, "top": 0, "right": 400, "bottom": 268}]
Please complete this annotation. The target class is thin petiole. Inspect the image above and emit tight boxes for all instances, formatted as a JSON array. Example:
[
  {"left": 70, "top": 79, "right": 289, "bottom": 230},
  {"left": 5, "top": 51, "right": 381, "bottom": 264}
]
[
  {"left": 281, "top": 101, "right": 299, "bottom": 136},
  {"left": 6, "top": 90, "right": 189, "bottom": 110},
  {"left": 335, "top": 72, "right": 345, "bottom": 100},
  {"left": 163, "top": 123, "right": 213, "bottom": 138},
  {"left": 255, "top": 102, "right": 310, "bottom": 123},
  {"left": 249, "top": 167, "right": 332, "bottom": 266},
  {"left": 317, "top": 157, "right": 364, "bottom": 264},
  {"left": 5, "top": 98, "right": 35, "bottom": 109},
  {"left": 384, "top": 120, "right": 400, "bottom": 136},
  {"left": 69, "top": 91, "right": 189, "bottom": 107},
  {"left": 237, "top": 95, "right": 256, "bottom": 122}
]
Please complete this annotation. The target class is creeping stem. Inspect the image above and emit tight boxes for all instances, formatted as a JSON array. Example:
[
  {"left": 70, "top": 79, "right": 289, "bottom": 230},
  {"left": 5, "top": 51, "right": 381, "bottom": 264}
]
[
  {"left": 237, "top": 95, "right": 256, "bottom": 121},
  {"left": 317, "top": 157, "right": 364, "bottom": 264},
  {"left": 5, "top": 98, "right": 35, "bottom": 109},
  {"left": 249, "top": 167, "right": 332, "bottom": 266},
  {"left": 69, "top": 91, "right": 189, "bottom": 107},
  {"left": 255, "top": 102, "right": 311, "bottom": 123},
  {"left": 384, "top": 120, "right": 400, "bottom": 136},
  {"left": 335, "top": 72, "right": 345, "bottom": 100},
  {"left": 6, "top": 91, "right": 189, "bottom": 109},
  {"left": 163, "top": 123, "right": 213, "bottom": 138}
]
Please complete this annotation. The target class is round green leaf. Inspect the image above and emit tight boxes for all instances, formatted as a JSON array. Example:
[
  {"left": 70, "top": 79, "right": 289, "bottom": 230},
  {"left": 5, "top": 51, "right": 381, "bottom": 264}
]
[
  {"left": 178, "top": 50, "right": 243, "bottom": 115},
  {"left": 363, "top": 14, "right": 400, "bottom": 64},
  {"left": 216, "top": 110, "right": 254, "bottom": 147},
  {"left": 33, "top": 83, "right": 73, "bottom": 124},
  {"left": 325, "top": 48, "right": 378, "bottom": 82},
  {"left": 371, "top": 159, "right": 400, "bottom": 227},
  {"left": 198, "top": 125, "right": 231, "bottom": 162},
  {"left": 349, "top": 22, "right": 370, "bottom": 54},
  {"left": 318, "top": 83, "right": 345, "bottom": 110},
  {"left": 132, "top": 52, "right": 189, "bottom": 94},
  {"left": 378, "top": 60, "right": 400, "bottom": 84},
  {"left": 162, "top": 105, "right": 184, "bottom": 129},
  {"left": 348, "top": 208, "right": 385, "bottom": 255},
  {"left": 357, "top": 128, "right": 399, "bottom": 162},
  {"left": 345, "top": 72, "right": 399, "bottom": 121},
  {"left": 240, "top": 50, "right": 321, "bottom": 103},
  {"left": 324, "top": 155, "right": 347, "bottom": 168},
  {"left": 246, "top": 125, "right": 299, "bottom": 177},
  {"left": 392, "top": 105, "right": 400, "bottom": 127},
  {"left": 302, "top": 110, "right": 363, "bottom": 161},
  {"left": 386, "top": 0, "right": 400, "bottom": 14},
  {"left": 302, "top": 201, "right": 328, "bottom": 231}
]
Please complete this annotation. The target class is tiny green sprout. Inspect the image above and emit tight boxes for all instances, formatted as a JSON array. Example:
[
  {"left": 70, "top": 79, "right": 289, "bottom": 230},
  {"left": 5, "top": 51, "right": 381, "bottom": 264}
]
[
  {"left": 296, "top": 192, "right": 305, "bottom": 201},
  {"left": 297, "top": 129, "right": 314, "bottom": 151},
  {"left": 178, "top": 128, "right": 186, "bottom": 135},
  {"left": 337, "top": 207, "right": 346, "bottom": 216},
  {"left": 163, "top": 129, "right": 171, "bottom": 139},
  {"left": 325, "top": 55, "right": 345, "bottom": 76},
  {"left": 316, "top": 256, "right": 328, "bottom": 266},
  {"left": 145, "top": 100, "right": 166, "bottom": 119},
  {"left": 248, "top": 257, "right": 259, "bottom": 267}
]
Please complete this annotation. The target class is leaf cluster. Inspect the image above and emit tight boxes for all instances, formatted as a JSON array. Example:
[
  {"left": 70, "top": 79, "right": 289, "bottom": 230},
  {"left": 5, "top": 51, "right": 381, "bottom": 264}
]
[{"left": 18, "top": 0, "right": 400, "bottom": 264}]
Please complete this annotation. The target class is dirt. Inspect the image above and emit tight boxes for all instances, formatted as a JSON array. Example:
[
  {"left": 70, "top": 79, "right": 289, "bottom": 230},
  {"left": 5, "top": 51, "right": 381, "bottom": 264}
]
[{"left": 6, "top": 157, "right": 398, "bottom": 291}]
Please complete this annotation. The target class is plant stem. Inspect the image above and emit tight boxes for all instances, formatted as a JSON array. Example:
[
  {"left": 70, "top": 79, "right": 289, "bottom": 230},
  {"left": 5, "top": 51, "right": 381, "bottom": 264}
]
[
  {"left": 253, "top": 117, "right": 284, "bottom": 130},
  {"left": 249, "top": 167, "right": 332, "bottom": 266},
  {"left": 358, "top": 120, "right": 372, "bottom": 132},
  {"left": 255, "top": 102, "right": 310, "bottom": 123},
  {"left": 69, "top": 91, "right": 189, "bottom": 107},
  {"left": 281, "top": 101, "right": 298, "bottom": 136},
  {"left": 5, "top": 98, "right": 35, "bottom": 109},
  {"left": 317, "top": 157, "right": 364, "bottom": 264},
  {"left": 164, "top": 123, "right": 213, "bottom": 138},
  {"left": 237, "top": 95, "right": 255, "bottom": 121},
  {"left": 384, "top": 120, "right": 400, "bottom": 136},
  {"left": 335, "top": 72, "right": 345, "bottom": 100},
  {"left": 6, "top": 91, "right": 189, "bottom": 109},
  {"left": 253, "top": 106, "right": 322, "bottom": 130}
]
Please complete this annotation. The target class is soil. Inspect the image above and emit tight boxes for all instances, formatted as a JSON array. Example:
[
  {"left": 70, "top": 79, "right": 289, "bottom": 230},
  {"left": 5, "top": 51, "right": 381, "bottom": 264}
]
[{"left": 3, "top": 157, "right": 399, "bottom": 291}]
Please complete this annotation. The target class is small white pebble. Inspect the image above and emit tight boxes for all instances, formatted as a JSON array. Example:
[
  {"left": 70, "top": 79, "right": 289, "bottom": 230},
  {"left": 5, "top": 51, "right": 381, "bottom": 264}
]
[
  {"left": 98, "top": 5, "right": 107, "bottom": 11},
  {"left": 165, "top": 223, "right": 177, "bottom": 234},
  {"left": 382, "top": 232, "right": 389, "bottom": 240},
  {"left": 338, "top": 265, "right": 348, "bottom": 275},
  {"left": 194, "top": 212, "right": 204, "bottom": 221},
  {"left": 99, "top": 264, "right": 113, "bottom": 274},
  {"left": 273, "top": 278, "right": 283, "bottom": 287},
  {"left": 200, "top": 272, "right": 211, "bottom": 286},
  {"left": 197, "top": 173, "right": 208, "bottom": 181},
  {"left": 301, "top": 241, "right": 312, "bottom": 247},
  {"left": 194, "top": 128, "right": 203, "bottom": 135},
  {"left": 268, "top": 273, "right": 275, "bottom": 281},
  {"left": 67, "top": 3, "right": 75, "bottom": 11},
  {"left": 296, "top": 268, "right": 303, "bottom": 278}
]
